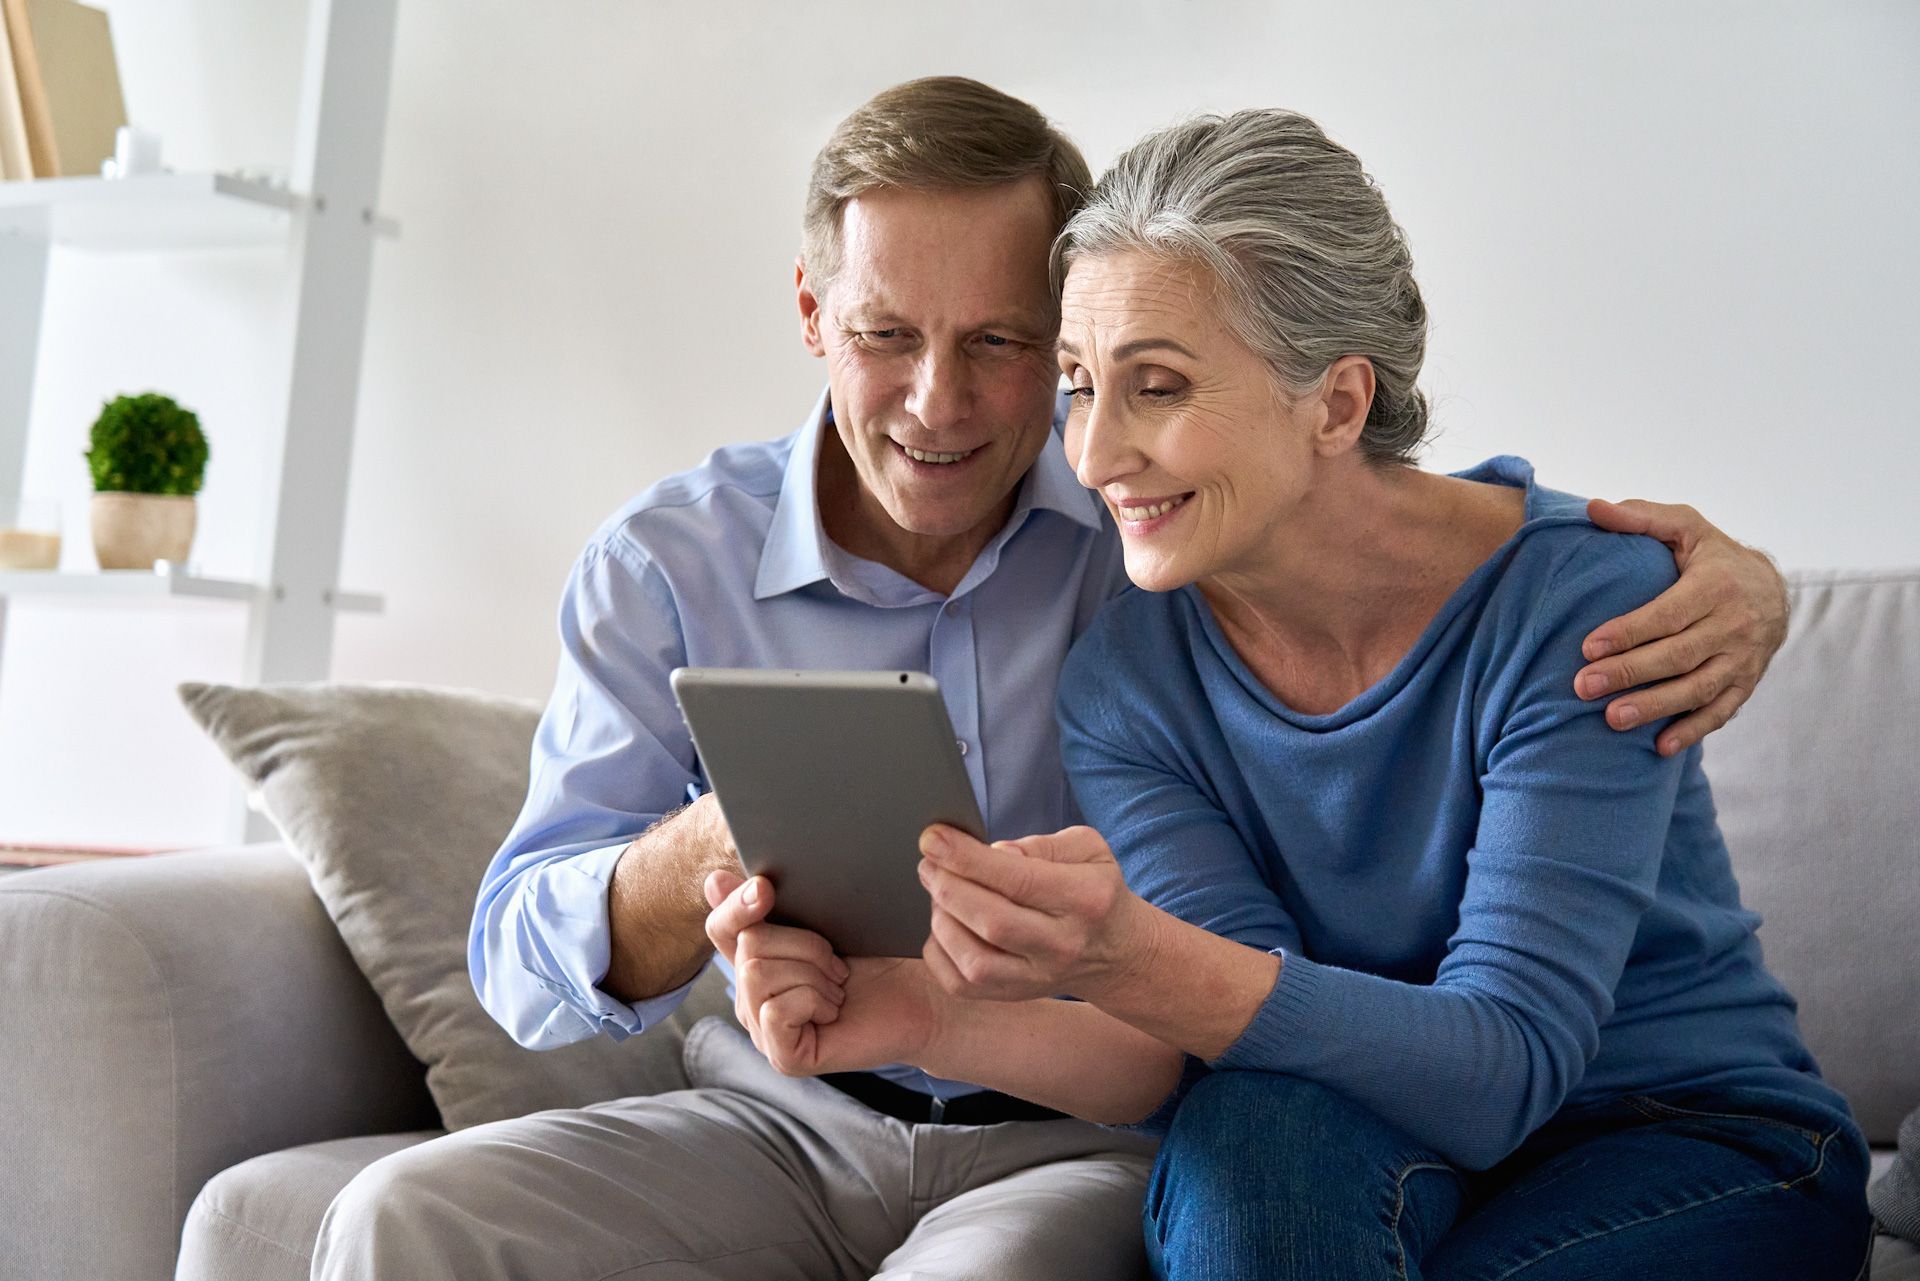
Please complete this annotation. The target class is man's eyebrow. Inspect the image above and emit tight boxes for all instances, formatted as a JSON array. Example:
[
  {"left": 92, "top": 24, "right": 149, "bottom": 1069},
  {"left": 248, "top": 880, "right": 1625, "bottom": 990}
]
[{"left": 1056, "top": 337, "right": 1199, "bottom": 363}]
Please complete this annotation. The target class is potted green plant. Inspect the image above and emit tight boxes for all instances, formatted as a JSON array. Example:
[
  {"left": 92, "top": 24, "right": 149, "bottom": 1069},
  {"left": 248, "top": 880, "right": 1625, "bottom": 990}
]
[{"left": 84, "top": 393, "right": 210, "bottom": 571}]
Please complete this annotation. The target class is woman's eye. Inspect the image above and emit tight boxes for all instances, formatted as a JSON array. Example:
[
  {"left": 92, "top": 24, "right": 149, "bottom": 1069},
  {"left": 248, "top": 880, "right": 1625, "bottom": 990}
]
[{"left": 1065, "top": 386, "right": 1094, "bottom": 400}]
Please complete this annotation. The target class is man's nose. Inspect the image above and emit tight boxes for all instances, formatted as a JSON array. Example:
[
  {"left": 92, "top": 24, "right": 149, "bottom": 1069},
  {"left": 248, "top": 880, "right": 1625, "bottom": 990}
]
[{"left": 904, "top": 348, "right": 971, "bottom": 434}]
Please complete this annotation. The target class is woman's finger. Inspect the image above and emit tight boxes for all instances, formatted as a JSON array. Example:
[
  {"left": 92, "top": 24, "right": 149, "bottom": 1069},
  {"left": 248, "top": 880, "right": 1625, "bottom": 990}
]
[
  {"left": 919, "top": 826, "right": 1072, "bottom": 911},
  {"left": 919, "top": 858, "right": 1055, "bottom": 957},
  {"left": 928, "top": 904, "right": 1031, "bottom": 998}
]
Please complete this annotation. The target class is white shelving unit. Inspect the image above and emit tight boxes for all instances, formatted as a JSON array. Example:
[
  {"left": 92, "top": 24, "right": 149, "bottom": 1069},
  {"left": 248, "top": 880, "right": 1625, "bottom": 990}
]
[{"left": 0, "top": 0, "right": 402, "bottom": 840}]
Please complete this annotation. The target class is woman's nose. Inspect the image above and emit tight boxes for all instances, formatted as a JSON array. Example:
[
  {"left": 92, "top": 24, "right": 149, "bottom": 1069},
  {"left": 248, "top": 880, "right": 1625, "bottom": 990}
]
[{"left": 1072, "top": 396, "right": 1136, "bottom": 491}]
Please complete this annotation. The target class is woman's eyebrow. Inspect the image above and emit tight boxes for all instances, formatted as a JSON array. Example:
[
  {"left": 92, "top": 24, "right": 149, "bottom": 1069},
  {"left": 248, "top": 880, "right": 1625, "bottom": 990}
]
[{"left": 1056, "top": 337, "right": 1199, "bottom": 363}]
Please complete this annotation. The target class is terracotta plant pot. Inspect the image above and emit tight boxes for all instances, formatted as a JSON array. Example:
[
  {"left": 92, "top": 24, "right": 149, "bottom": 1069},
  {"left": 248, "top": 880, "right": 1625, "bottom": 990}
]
[{"left": 90, "top": 493, "right": 197, "bottom": 570}]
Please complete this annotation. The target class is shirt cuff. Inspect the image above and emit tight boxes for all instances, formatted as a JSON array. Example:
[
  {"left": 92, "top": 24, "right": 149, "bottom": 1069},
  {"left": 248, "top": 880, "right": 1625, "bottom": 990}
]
[
  {"left": 1209, "top": 948, "right": 1324, "bottom": 1074},
  {"left": 523, "top": 841, "right": 713, "bottom": 1041}
]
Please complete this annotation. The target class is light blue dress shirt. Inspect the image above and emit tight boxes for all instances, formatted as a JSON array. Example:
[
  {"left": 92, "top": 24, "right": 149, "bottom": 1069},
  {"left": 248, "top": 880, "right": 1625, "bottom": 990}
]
[{"left": 470, "top": 390, "right": 1125, "bottom": 1097}]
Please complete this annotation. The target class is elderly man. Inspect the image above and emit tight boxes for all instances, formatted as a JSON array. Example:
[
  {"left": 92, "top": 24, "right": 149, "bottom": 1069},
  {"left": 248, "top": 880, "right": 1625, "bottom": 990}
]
[{"left": 314, "top": 77, "right": 1789, "bottom": 1280}]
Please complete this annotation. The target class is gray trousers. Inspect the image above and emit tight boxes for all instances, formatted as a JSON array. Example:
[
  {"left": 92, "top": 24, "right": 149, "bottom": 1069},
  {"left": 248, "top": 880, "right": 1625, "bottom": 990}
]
[{"left": 312, "top": 1017, "right": 1157, "bottom": 1280}]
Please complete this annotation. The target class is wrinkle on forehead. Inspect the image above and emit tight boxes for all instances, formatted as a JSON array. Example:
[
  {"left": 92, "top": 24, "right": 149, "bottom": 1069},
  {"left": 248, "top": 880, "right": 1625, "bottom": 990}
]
[
  {"left": 1059, "top": 251, "right": 1224, "bottom": 358},
  {"left": 830, "top": 183, "right": 1059, "bottom": 337}
]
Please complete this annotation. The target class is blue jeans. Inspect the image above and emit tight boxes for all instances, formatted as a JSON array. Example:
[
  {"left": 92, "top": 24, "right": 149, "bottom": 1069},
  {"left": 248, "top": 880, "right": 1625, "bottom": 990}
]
[{"left": 1144, "top": 1072, "right": 1873, "bottom": 1281}]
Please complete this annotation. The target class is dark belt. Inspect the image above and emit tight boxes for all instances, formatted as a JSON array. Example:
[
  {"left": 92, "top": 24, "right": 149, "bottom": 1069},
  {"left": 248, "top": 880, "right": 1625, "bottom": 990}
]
[{"left": 820, "top": 1071, "right": 1069, "bottom": 1125}]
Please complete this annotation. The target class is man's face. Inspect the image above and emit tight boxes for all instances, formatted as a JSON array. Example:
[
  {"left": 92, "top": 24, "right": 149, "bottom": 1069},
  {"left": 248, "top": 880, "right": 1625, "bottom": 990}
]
[{"left": 799, "top": 178, "right": 1062, "bottom": 550}]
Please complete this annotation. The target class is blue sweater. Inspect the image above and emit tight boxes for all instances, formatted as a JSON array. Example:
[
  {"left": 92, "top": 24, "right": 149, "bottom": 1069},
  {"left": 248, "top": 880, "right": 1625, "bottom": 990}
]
[{"left": 1057, "top": 457, "right": 1847, "bottom": 1170}]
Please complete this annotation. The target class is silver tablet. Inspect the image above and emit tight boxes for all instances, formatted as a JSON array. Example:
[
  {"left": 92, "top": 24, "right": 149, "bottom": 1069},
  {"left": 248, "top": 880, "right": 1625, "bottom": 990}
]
[{"left": 670, "top": 667, "right": 987, "bottom": 958}]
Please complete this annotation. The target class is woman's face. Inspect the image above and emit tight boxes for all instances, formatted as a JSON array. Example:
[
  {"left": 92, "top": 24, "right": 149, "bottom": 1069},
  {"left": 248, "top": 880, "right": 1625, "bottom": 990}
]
[{"left": 1057, "top": 250, "right": 1322, "bottom": 593}]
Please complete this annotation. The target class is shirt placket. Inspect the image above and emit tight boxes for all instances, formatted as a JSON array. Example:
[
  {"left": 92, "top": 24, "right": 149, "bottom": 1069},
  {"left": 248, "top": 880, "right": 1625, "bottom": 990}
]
[{"left": 929, "top": 593, "right": 986, "bottom": 826}]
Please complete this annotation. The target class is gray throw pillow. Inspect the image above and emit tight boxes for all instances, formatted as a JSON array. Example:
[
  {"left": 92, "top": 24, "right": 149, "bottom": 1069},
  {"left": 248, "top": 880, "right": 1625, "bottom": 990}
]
[
  {"left": 180, "top": 681, "right": 732, "bottom": 1131},
  {"left": 1875, "top": 1106, "right": 1920, "bottom": 1245}
]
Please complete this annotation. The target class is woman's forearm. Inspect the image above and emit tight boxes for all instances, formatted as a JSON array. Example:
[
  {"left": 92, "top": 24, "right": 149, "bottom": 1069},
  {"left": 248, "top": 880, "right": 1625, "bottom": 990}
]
[
  {"left": 1092, "top": 898, "right": 1283, "bottom": 1061},
  {"left": 919, "top": 996, "right": 1186, "bottom": 1125}
]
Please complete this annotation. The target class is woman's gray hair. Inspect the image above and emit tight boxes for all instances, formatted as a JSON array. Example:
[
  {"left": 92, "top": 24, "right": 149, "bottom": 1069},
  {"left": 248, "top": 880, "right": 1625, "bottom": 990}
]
[{"left": 1053, "top": 110, "right": 1430, "bottom": 463}]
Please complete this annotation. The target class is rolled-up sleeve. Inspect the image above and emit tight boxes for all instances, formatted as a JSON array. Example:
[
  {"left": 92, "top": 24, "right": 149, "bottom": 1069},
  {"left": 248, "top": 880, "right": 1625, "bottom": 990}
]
[{"left": 469, "top": 535, "right": 712, "bottom": 1049}]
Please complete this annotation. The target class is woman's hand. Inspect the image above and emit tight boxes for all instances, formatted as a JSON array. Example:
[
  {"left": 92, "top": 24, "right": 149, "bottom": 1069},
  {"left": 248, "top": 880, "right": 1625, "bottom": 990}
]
[
  {"left": 1580, "top": 498, "right": 1790, "bottom": 756},
  {"left": 917, "top": 824, "right": 1154, "bottom": 1004},
  {"left": 703, "top": 869, "right": 946, "bottom": 1077}
]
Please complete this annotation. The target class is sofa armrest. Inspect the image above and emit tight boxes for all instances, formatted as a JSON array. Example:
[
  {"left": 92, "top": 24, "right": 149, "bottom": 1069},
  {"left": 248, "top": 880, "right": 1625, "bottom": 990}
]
[{"left": 0, "top": 845, "right": 435, "bottom": 1281}]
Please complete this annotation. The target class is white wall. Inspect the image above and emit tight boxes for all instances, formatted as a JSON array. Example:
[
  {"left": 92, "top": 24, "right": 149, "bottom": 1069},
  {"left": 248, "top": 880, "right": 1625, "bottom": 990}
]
[{"left": 3, "top": 0, "right": 1915, "bottom": 846}]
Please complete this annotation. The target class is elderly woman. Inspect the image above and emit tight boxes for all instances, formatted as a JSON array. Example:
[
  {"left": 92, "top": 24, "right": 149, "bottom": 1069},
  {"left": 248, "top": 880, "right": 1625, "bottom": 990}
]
[{"left": 710, "top": 110, "right": 1872, "bottom": 1280}]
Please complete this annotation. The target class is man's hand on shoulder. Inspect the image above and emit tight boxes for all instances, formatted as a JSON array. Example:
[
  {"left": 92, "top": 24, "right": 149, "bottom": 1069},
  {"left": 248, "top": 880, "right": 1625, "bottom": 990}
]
[{"left": 1576, "top": 498, "right": 1790, "bottom": 758}]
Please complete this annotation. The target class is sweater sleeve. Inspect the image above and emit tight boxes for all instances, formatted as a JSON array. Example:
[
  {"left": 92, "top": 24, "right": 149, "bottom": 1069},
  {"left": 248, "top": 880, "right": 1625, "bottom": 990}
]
[
  {"left": 1059, "top": 633, "right": 1306, "bottom": 1134},
  {"left": 1209, "top": 533, "right": 1686, "bottom": 1169}
]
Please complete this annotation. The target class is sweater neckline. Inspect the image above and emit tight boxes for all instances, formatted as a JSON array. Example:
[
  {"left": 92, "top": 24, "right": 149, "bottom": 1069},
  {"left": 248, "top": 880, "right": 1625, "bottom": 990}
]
[{"left": 1182, "top": 456, "right": 1589, "bottom": 732}]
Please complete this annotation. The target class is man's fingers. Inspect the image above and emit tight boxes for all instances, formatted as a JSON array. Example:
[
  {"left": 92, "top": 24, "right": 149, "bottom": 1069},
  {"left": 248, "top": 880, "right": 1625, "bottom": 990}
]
[
  {"left": 703, "top": 874, "right": 775, "bottom": 959},
  {"left": 1654, "top": 685, "right": 1748, "bottom": 758},
  {"left": 705, "top": 868, "right": 743, "bottom": 910},
  {"left": 1580, "top": 570, "right": 1723, "bottom": 662},
  {"left": 1603, "top": 654, "right": 1741, "bottom": 731},
  {"left": 736, "top": 919, "right": 850, "bottom": 981},
  {"left": 1586, "top": 498, "right": 1707, "bottom": 555},
  {"left": 1576, "top": 626, "right": 1718, "bottom": 700},
  {"left": 1585, "top": 497, "right": 1656, "bottom": 537},
  {"left": 737, "top": 956, "right": 847, "bottom": 1011}
]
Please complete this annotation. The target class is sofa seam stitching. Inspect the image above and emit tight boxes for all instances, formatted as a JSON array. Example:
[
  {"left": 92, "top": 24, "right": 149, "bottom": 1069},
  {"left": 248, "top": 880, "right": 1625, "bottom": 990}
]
[{"left": 193, "top": 1199, "right": 314, "bottom": 1264}]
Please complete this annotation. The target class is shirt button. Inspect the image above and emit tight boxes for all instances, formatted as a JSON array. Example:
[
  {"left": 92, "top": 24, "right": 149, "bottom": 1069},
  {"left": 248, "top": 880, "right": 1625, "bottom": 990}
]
[
  {"left": 945, "top": 599, "right": 964, "bottom": 616},
  {"left": 955, "top": 739, "right": 969, "bottom": 757}
]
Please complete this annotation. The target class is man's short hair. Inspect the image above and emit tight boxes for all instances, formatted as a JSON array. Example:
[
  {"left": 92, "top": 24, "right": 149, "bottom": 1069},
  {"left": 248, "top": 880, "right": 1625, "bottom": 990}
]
[{"left": 801, "top": 76, "right": 1093, "bottom": 294}]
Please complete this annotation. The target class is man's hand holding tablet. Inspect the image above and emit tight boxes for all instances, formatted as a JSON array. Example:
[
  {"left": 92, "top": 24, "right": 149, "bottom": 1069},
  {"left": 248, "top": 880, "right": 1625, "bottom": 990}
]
[{"left": 702, "top": 865, "right": 944, "bottom": 1076}]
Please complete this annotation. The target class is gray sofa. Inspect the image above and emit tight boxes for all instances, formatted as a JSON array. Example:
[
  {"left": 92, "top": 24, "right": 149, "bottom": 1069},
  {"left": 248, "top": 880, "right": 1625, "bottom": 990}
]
[{"left": 2, "top": 568, "right": 1916, "bottom": 1280}]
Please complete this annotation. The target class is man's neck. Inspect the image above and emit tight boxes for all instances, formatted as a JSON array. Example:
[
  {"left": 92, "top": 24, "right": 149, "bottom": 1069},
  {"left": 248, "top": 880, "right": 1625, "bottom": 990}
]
[{"left": 815, "top": 428, "right": 1017, "bottom": 598}]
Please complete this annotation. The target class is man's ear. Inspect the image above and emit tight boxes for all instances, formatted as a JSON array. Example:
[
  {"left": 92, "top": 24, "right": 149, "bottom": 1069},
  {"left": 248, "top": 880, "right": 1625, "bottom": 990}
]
[
  {"left": 1311, "top": 356, "right": 1376, "bottom": 457},
  {"left": 796, "top": 257, "right": 827, "bottom": 358}
]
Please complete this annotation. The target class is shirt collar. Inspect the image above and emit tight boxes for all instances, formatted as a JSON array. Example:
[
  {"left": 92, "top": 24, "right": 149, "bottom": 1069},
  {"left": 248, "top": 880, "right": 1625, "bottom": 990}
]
[{"left": 752, "top": 388, "right": 1107, "bottom": 602}]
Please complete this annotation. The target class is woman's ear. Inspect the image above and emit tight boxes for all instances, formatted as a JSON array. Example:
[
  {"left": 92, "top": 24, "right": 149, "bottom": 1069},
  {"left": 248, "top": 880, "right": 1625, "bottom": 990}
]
[{"left": 1312, "top": 356, "right": 1376, "bottom": 456}]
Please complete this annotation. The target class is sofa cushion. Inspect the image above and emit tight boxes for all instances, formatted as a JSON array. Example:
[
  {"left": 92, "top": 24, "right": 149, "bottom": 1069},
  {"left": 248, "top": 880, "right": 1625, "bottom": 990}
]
[
  {"left": 1703, "top": 570, "right": 1920, "bottom": 1146},
  {"left": 180, "top": 682, "right": 733, "bottom": 1130},
  {"left": 176, "top": 1131, "right": 442, "bottom": 1281}
]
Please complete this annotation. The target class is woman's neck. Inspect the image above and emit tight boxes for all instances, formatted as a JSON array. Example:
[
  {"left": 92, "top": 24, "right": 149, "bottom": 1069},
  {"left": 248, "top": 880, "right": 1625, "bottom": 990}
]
[{"left": 1199, "top": 461, "right": 1524, "bottom": 715}]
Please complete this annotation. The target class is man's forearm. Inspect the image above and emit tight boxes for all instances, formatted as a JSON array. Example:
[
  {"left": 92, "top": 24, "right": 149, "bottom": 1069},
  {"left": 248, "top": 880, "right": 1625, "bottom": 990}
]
[{"left": 602, "top": 797, "right": 740, "bottom": 1003}]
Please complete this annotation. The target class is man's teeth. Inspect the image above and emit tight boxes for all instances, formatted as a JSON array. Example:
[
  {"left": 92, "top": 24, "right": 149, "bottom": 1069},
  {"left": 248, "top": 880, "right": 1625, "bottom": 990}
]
[
  {"left": 904, "top": 446, "right": 975, "bottom": 465},
  {"left": 1118, "top": 495, "right": 1190, "bottom": 522}
]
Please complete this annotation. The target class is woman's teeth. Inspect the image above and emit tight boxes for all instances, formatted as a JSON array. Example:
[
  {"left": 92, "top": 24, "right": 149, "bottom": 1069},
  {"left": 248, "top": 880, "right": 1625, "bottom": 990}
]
[
  {"left": 904, "top": 446, "right": 975, "bottom": 465},
  {"left": 1118, "top": 495, "right": 1190, "bottom": 522}
]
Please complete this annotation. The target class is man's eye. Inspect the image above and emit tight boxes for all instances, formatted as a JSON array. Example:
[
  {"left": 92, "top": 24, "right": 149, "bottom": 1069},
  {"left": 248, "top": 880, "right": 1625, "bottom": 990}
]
[
  {"left": 981, "top": 334, "right": 1009, "bottom": 347},
  {"left": 869, "top": 329, "right": 902, "bottom": 340}
]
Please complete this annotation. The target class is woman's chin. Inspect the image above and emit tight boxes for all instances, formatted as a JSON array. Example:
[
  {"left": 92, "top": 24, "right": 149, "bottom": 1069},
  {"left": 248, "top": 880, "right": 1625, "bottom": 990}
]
[{"left": 1121, "top": 552, "right": 1200, "bottom": 595}]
